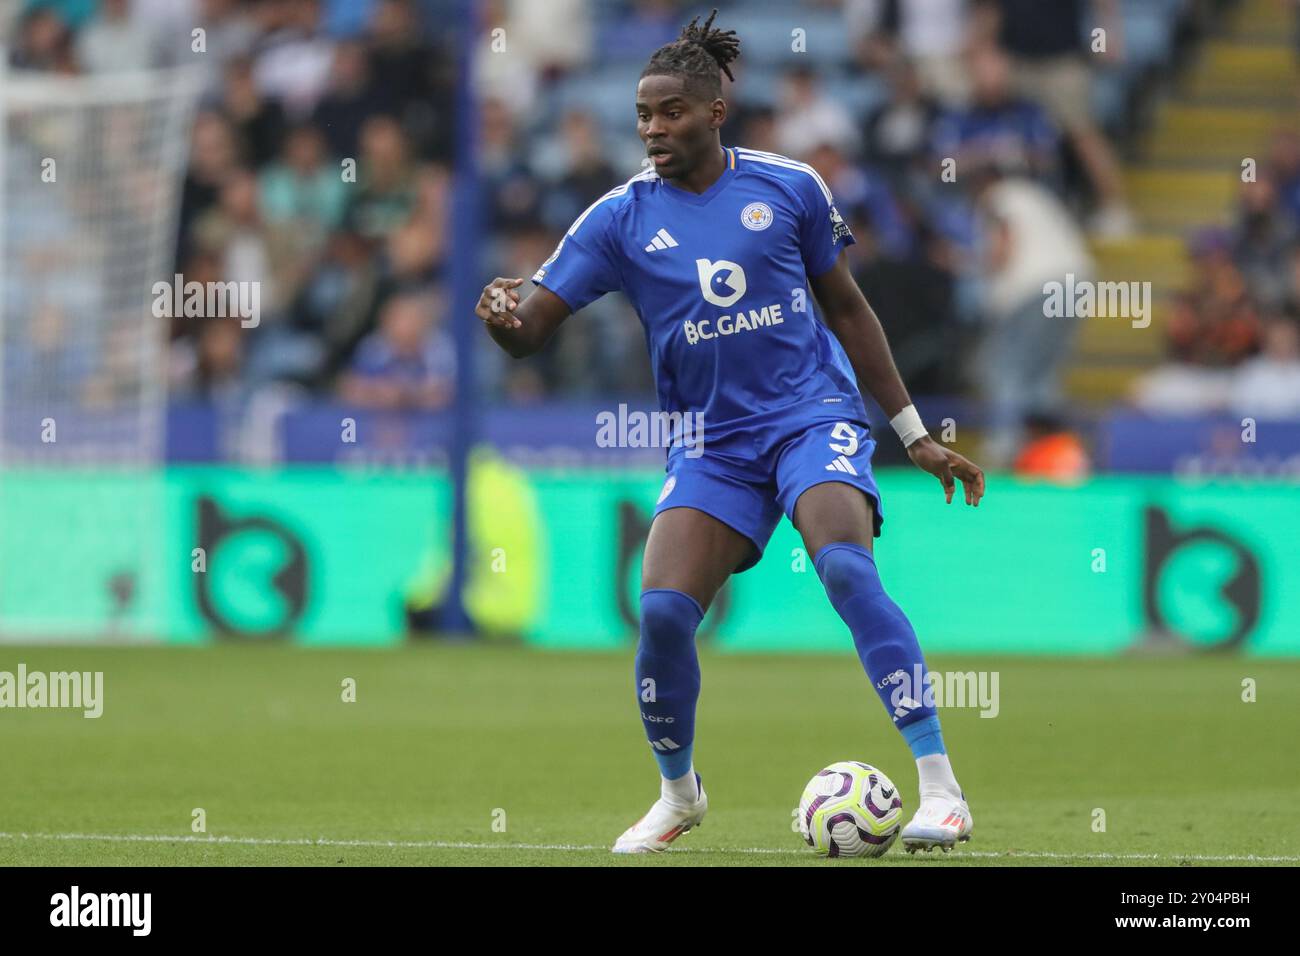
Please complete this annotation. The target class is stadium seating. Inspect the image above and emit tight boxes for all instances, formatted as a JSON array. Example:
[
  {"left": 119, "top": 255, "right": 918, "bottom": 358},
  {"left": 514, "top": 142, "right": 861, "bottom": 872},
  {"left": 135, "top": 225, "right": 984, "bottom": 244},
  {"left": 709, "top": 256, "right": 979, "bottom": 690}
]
[{"left": 1067, "top": 0, "right": 1300, "bottom": 406}]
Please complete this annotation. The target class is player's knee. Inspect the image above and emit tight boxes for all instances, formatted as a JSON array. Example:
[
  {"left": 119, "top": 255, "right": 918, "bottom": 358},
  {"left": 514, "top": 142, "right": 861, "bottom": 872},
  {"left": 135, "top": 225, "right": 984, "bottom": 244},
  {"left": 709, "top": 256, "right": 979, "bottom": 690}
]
[
  {"left": 639, "top": 588, "right": 704, "bottom": 652},
  {"left": 813, "top": 543, "right": 882, "bottom": 605}
]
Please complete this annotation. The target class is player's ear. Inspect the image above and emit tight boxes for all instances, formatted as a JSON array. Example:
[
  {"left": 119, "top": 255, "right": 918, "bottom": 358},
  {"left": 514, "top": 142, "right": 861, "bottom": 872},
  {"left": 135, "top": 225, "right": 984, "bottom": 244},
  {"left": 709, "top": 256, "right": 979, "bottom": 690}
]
[{"left": 709, "top": 97, "right": 727, "bottom": 130}]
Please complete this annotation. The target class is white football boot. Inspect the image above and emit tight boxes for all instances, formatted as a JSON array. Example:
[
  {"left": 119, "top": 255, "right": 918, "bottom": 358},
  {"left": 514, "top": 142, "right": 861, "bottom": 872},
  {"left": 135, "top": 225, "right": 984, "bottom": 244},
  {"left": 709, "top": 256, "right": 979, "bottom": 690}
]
[
  {"left": 612, "top": 773, "right": 708, "bottom": 854},
  {"left": 901, "top": 791, "right": 973, "bottom": 853}
]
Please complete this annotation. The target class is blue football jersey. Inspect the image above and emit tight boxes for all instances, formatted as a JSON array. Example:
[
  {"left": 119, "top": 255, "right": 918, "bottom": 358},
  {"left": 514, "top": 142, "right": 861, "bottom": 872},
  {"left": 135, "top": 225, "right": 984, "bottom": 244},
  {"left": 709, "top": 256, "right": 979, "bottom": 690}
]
[{"left": 532, "top": 146, "right": 868, "bottom": 433}]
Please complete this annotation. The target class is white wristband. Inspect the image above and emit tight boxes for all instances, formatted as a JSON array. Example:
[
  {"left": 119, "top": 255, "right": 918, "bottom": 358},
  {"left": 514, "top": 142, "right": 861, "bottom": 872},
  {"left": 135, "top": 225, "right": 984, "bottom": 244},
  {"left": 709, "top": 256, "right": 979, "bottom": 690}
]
[{"left": 889, "top": 404, "right": 928, "bottom": 448}]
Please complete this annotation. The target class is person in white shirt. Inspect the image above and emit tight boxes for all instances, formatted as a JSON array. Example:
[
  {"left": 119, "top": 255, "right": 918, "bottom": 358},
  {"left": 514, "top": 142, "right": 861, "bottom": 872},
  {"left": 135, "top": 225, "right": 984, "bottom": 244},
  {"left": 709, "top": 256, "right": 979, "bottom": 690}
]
[
  {"left": 973, "top": 166, "right": 1093, "bottom": 466},
  {"left": 1229, "top": 313, "right": 1300, "bottom": 420}
]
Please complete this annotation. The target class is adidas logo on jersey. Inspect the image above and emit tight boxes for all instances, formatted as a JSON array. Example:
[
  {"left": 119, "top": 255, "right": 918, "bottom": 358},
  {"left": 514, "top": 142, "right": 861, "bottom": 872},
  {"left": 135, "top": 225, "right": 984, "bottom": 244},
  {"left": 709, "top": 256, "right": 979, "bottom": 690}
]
[
  {"left": 650, "top": 737, "right": 681, "bottom": 752},
  {"left": 825, "top": 455, "right": 857, "bottom": 475},
  {"left": 643, "top": 228, "right": 678, "bottom": 252}
]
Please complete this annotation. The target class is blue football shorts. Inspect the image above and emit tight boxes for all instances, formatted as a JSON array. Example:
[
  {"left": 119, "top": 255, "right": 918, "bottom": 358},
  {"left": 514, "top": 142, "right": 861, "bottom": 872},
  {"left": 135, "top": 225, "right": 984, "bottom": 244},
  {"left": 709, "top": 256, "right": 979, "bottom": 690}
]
[{"left": 652, "top": 412, "right": 884, "bottom": 573}]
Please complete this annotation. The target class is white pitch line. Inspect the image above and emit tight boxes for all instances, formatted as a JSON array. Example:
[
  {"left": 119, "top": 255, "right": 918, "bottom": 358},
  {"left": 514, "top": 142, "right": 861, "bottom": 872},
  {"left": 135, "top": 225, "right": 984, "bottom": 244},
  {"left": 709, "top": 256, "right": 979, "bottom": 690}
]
[{"left": 0, "top": 832, "right": 1297, "bottom": 863}]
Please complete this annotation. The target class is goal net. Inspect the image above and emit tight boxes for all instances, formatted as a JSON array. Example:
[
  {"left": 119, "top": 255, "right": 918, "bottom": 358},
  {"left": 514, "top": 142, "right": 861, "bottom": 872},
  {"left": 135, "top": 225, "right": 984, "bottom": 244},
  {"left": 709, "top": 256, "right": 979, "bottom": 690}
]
[{"left": 0, "top": 52, "right": 201, "bottom": 640}]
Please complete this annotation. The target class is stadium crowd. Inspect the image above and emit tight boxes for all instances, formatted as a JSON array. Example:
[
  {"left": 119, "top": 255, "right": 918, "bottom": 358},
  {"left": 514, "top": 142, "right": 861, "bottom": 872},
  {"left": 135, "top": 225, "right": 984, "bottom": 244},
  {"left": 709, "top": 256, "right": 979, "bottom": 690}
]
[
  {"left": 8, "top": 0, "right": 1300, "bottom": 468},
  {"left": 1134, "top": 128, "right": 1300, "bottom": 421}
]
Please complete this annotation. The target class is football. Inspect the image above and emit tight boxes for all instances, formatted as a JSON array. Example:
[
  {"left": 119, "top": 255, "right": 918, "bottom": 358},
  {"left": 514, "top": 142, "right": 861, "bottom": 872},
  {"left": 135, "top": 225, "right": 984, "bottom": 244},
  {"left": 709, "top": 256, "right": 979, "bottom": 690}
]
[{"left": 797, "top": 761, "right": 904, "bottom": 858}]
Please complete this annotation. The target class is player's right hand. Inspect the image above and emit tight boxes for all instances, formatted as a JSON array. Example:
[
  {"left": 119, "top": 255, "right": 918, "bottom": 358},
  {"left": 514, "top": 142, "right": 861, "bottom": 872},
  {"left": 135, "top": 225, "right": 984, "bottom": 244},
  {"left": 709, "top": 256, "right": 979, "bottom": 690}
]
[{"left": 476, "top": 277, "right": 524, "bottom": 330}]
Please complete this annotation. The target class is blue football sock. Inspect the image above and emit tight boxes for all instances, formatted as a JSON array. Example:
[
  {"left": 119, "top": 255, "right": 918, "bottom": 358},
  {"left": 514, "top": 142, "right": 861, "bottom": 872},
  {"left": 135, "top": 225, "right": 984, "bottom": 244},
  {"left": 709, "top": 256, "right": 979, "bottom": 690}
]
[
  {"left": 814, "top": 542, "right": 942, "bottom": 749},
  {"left": 635, "top": 588, "right": 703, "bottom": 780},
  {"left": 900, "top": 715, "right": 947, "bottom": 759}
]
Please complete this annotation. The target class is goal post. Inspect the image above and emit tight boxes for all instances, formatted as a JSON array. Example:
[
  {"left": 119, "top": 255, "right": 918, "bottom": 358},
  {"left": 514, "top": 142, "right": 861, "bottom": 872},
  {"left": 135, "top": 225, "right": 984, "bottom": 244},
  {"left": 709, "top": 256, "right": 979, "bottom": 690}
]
[{"left": 0, "top": 58, "right": 201, "bottom": 640}]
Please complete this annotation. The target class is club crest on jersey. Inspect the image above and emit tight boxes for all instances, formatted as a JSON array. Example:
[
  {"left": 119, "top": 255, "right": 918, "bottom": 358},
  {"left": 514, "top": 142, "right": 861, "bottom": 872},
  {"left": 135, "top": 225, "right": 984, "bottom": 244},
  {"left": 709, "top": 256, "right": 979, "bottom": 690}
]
[
  {"left": 740, "top": 201, "right": 774, "bottom": 231},
  {"left": 695, "top": 258, "right": 747, "bottom": 307}
]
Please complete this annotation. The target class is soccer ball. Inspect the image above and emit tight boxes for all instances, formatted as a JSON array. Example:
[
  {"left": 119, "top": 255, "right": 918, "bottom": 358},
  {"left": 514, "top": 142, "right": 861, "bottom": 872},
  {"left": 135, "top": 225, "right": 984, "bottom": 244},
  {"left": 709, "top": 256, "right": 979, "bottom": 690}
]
[{"left": 797, "top": 761, "right": 904, "bottom": 858}]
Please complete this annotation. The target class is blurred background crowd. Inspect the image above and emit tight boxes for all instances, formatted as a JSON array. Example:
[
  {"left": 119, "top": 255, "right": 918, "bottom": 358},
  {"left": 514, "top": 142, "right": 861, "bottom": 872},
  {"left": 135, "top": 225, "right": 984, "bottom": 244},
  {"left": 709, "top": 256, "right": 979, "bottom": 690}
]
[{"left": 7, "top": 0, "right": 1300, "bottom": 473}]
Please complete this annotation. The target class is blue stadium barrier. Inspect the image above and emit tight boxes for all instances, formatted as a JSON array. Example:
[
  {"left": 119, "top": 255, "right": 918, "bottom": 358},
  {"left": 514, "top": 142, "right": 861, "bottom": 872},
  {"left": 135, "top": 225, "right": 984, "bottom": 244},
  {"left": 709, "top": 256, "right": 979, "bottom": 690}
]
[
  {"left": 1099, "top": 412, "right": 1300, "bottom": 475},
  {"left": 165, "top": 396, "right": 979, "bottom": 466}
]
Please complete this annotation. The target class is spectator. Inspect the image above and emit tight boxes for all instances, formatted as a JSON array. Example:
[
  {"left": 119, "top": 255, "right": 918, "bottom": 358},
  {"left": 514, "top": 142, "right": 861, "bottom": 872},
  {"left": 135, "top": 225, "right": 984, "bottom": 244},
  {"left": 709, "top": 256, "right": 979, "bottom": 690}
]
[
  {"left": 253, "top": 0, "right": 337, "bottom": 118},
  {"left": 489, "top": 224, "right": 582, "bottom": 398},
  {"left": 161, "top": 0, "right": 258, "bottom": 92},
  {"left": 10, "top": 8, "right": 78, "bottom": 73},
  {"left": 20, "top": 0, "right": 1244, "bottom": 430},
  {"left": 853, "top": 207, "right": 961, "bottom": 394},
  {"left": 166, "top": 247, "right": 223, "bottom": 349},
  {"left": 1132, "top": 228, "right": 1259, "bottom": 415},
  {"left": 259, "top": 123, "right": 349, "bottom": 251},
  {"left": 972, "top": 164, "right": 1093, "bottom": 466},
  {"left": 386, "top": 163, "right": 449, "bottom": 282},
  {"left": 178, "top": 111, "right": 245, "bottom": 264},
  {"left": 1165, "top": 228, "right": 1260, "bottom": 368},
  {"left": 192, "top": 168, "right": 290, "bottom": 317},
  {"left": 537, "top": 109, "right": 619, "bottom": 233},
  {"left": 502, "top": 0, "right": 593, "bottom": 78},
  {"left": 339, "top": 291, "right": 456, "bottom": 410},
  {"left": 475, "top": 0, "right": 541, "bottom": 121},
  {"left": 195, "top": 166, "right": 339, "bottom": 387},
  {"left": 174, "top": 317, "right": 247, "bottom": 402},
  {"left": 1231, "top": 176, "right": 1298, "bottom": 310},
  {"left": 310, "top": 40, "right": 385, "bottom": 160},
  {"left": 221, "top": 56, "right": 289, "bottom": 169},
  {"left": 1228, "top": 312, "right": 1300, "bottom": 420},
  {"left": 75, "top": 0, "right": 159, "bottom": 73},
  {"left": 974, "top": 0, "right": 1135, "bottom": 236},
  {"left": 480, "top": 97, "right": 544, "bottom": 232},
  {"left": 5, "top": 304, "right": 96, "bottom": 405},
  {"left": 299, "top": 228, "right": 383, "bottom": 379},
  {"left": 930, "top": 45, "right": 1061, "bottom": 188},
  {"left": 1266, "top": 129, "right": 1300, "bottom": 229},
  {"left": 774, "top": 65, "right": 860, "bottom": 160},
  {"left": 86, "top": 321, "right": 157, "bottom": 407},
  {"left": 364, "top": 0, "right": 449, "bottom": 160},
  {"left": 1013, "top": 411, "right": 1091, "bottom": 481},
  {"left": 863, "top": 59, "right": 943, "bottom": 189},
  {"left": 807, "top": 142, "right": 914, "bottom": 260},
  {"left": 345, "top": 116, "right": 421, "bottom": 248},
  {"left": 848, "top": 0, "right": 975, "bottom": 107}
]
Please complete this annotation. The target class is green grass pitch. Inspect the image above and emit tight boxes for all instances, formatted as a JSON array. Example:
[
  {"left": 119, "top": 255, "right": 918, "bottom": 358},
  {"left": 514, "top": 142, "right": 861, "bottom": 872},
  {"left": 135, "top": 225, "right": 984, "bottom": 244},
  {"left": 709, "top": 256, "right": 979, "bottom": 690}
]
[{"left": 0, "top": 644, "right": 1296, "bottom": 866}]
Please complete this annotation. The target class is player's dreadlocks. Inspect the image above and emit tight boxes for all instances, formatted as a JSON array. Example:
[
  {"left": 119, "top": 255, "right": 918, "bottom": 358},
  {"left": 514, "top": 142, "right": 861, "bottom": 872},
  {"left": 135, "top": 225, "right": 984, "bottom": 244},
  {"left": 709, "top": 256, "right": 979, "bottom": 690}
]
[{"left": 640, "top": 8, "right": 741, "bottom": 99}]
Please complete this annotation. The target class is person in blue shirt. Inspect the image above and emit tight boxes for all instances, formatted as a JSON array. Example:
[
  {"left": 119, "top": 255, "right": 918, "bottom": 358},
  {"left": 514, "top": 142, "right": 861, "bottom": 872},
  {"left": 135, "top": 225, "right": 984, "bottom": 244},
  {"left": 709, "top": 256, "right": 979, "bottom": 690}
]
[
  {"left": 928, "top": 45, "right": 1062, "bottom": 190},
  {"left": 477, "top": 10, "right": 985, "bottom": 855}
]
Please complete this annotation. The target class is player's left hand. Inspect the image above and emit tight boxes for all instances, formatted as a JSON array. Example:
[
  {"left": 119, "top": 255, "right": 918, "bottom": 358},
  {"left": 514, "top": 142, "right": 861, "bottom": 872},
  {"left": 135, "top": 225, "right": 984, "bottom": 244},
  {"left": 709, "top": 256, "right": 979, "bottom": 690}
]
[{"left": 906, "top": 436, "right": 985, "bottom": 506}]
